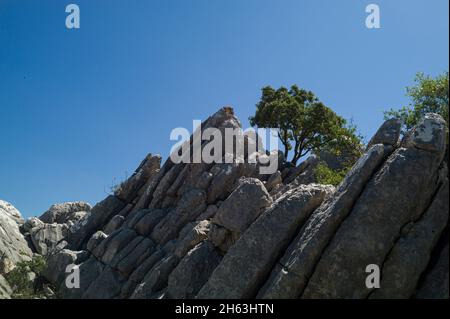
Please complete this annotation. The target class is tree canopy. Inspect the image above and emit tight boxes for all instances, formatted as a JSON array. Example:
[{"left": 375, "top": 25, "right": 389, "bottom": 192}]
[
  {"left": 249, "top": 85, "right": 363, "bottom": 166},
  {"left": 384, "top": 72, "right": 449, "bottom": 133}
]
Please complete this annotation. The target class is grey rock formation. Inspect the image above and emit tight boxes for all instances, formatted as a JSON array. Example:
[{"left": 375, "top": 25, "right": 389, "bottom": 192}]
[
  {"left": 30, "top": 223, "right": 69, "bottom": 255},
  {"left": 0, "top": 274, "right": 12, "bottom": 299},
  {"left": 212, "top": 177, "right": 272, "bottom": 234},
  {"left": 402, "top": 113, "right": 447, "bottom": 157},
  {"left": 301, "top": 114, "right": 447, "bottom": 299},
  {"left": 282, "top": 154, "right": 319, "bottom": 185},
  {"left": 415, "top": 239, "right": 449, "bottom": 299},
  {"left": 130, "top": 255, "right": 179, "bottom": 299},
  {"left": 86, "top": 231, "right": 108, "bottom": 253},
  {"left": 18, "top": 202, "right": 94, "bottom": 257},
  {"left": 0, "top": 200, "right": 32, "bottom": 274},
  {"left": 22, "top": 217, "right": 44, "bottom": 233},
  {"left": 39, "top": 202, "right": 91, "bottom": 224},
  {"left": 58, "top": 255, "right": 105, "bottom": 299},
  {"left": 103, "top": 215, "right": 125, "bottom": 235},
  {"left": 0, "top": 200, "right": 24, "bottom": 224},
  {"left": 114, "top": 154, "right": 161, "bottom": 203},
  {"left": 167, "top": 241, "right": 221, "bottom": 298},
  {"left": 43, "top": 249, "right": 86, "bottom": 289},
  {"left": 367, "top": 118, "right": 402, "bottom": 149},
  {"left": 259, "top": 144, "right": 393, "bottom": 298},
  {"left": 3, "top": 108, "right": 445, "bottom": 300},
  {"left": 198, "top": 184, "right": 333, "bottom": 299},
  {"left": 265, "top": 171, "right": 282, "bottom": 192},
  {"left": 174, "top": 220, "right": 210, "bottom": 258},
  {"left": 68, "top": 195, "right": 126, "bottom": 250},
  {"left": 370, "top": 179, "right": 449, "bottom": 299}
]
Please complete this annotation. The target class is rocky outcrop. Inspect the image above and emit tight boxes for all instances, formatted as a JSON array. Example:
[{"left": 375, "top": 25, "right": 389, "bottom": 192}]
[
  {"left": 212, "top": 178, "right": 272, "bottom": 234},
  {"left": 39, "top": 202, "right": 91, "bottom": 224},
  {"left": 20, "top": 201, "right": 92, "bottom": 256},
  {"left": 0, "top": 200, "right": 32, "bottom": 274},
  {"left": 415, "top": 234, "right": 449, "bottom": 299},
  {"left": 369, "top": 179, "right": 448, "bottom": 299},
  {"left": 44, "top": 111, "right": 448, "bottom": 299},
  {"left": 0, "top": 274, "right": 12, "bottom": 299},
  {"left": 366, "top": 118, "right": 402, "bottom": 149},
  {"left": 0, "top": 201, "right": 34, "bottom": 299},
  {"left": 261, "top": 114, "right": 447, "bottom": 299},
  {"left": 1, "top": 108, "right": 447, "bottom": 300},
  {"left": 198, "top": 184, "right": 334, "bottom": 298}
]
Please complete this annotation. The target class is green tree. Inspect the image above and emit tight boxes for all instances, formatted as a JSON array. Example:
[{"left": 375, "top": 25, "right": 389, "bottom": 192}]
[
  {"left": 249, "top": 85, "right": 363, "bottom": 166},
  {"left": 384, "top": 72, "right": 449, "bottom": 133}
]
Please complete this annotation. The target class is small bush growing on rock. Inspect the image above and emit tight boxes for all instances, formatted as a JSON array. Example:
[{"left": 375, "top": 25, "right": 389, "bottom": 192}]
[
  {"left": 314, "top": 162, "right": 349, "bottom": 186},
  {"left": 5, "top": 256, "right": 53, "bottom": 299}
]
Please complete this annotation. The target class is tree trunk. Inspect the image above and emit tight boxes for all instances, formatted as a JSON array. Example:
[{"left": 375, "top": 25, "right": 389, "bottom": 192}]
[{"left": 284, "top": 142, "right": 289, "bottom": 161}]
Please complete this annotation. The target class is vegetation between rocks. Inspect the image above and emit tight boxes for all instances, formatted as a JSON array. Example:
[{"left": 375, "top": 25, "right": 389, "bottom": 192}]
[{"left": 5, "top": 255, "right": 53, "bottom": 299}]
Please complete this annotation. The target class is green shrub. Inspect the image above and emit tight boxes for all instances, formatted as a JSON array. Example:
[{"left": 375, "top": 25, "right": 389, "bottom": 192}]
[
  {"left": 5, "top": 256, "right": 49, "bottom": 299},
  {"left": 384, "top": 72, "right": 449, "bottom": 135},
  {"left": 314, "top": 162, "right": 349, "bottom": 186}
]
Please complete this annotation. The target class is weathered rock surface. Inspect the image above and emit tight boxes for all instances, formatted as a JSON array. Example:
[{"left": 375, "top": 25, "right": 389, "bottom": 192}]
[
  {"left": 0, "top": 200, "right": 32, "bottom": 274},
  {"left": 167, "top": 241, "right": 221, "bottom": 298},
  {"left": 0, "top": 274, "right": 12, "bottom": 299},
  {"left": 402, "top": 113, "right": 447, "bottom": 156},
  {"left": 2, "top": 108, "right": 447, "bottom": 300},
  {"left": 370, "top": 179, "right": 449, "bottom": 299},
  {"left": 259, "top": 144, "right": 393, "bottom": 298},
  {"left": 39, "top": 202, "right": 91, "bottom": 224},
  {"left": 114, "top": 154, "right": 162, "bottom": 203},
  {"left": 198, "top": 184, "right": 334, "bottom": 298},
  {"left": 415, "top": 238, "right": 449, "bottom": 299},
  {"left": 0, "top": 201, "right": 33, "bottom": 299},
  {"left": 30, "top": 223, "right": 69, "bottom": 255},
  {"left": 0, "top": 200, "right": 24, "bottom": 224},
  {"left": 367, "top": 118, "right": 402, "bottom": 149},
  {"left": 43, "top": 249, "right": 87, "bottom": 288},
  {"left": 212, "top": 178, "right": 272, "bottom": 234},
  {"left": 68, "top": 195, "right": 126, "bottom": 250},
  {"left": 301, "top": 115, "right": 447, "bottom": 299}
]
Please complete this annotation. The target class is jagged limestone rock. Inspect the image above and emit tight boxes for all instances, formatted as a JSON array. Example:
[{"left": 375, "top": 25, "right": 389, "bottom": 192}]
[
  {"left": 415, "top": 239, "right": 449, "bottom": 299},
  {"left": 114, "top": 154, "right": 161, "bottom": 203},
  {"left": 167, "top": 241, "right": 221, "bottom": 298},
  {"left": 259, "top": 144, "right": 392, "bottom": 298},
  {"left": 366, "top": 118, "right": 402, "bottom": 149},
  {"left": 68, "top": 195, "right": 126, "bottom": 250},
  {"left": 370, "top": 178, "right": 449, "bottom": 299},
  {"left": 30, "top": 223, "right": 69, "bottom": 255},
  {"left": 302, "top": 114, "right": 447, "bottom": 299},
  {"left": 198, "top": 184, "right": 333, "bottom": 299},
  {"left": 103, "top": 215, "right": 125, "bottom": 235},
  {"left": 212, "top": 178, "right": 272, "bottom": 234},
  {"left": 36, "top": 110, "right": 448, "bottom": 300},
  {"left": 43, "top": 249, "right": 84, "bottom": 288},
  {"left": 39, "top": 202, "right": 92, "bottom": 224},
  {"left": 0, "top": 200, "right": 33, "bottom": 274},
  {"left": 0, "top": 274, "right": 12, "bottom": 299}
]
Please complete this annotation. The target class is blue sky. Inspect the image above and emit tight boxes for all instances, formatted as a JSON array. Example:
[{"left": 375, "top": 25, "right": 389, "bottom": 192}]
[{"left": 0, "top": 0, "right": 448, "bottom": 217}]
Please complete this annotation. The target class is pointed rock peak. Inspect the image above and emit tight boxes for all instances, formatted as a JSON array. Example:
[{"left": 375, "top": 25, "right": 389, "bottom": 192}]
[
  {"left": 0, "top": 200, "right": 24, "bottom": 225},
  {"left": 367, "top": 118, "right": 402, "bottom": 149},
  {"left": 222, "top": 106, "right": 234, "bottom": 115},
  {"left": 204, "top": 106, "right": 241, "bottom": 130},
  {"left": 402, "top": 113, "right": 447, "bottom": 156}
]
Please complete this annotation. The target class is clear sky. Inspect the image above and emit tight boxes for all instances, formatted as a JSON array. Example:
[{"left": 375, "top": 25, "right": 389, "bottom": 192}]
[{"left": 0, "top": 0, "right": 448, "bottom": 217}]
